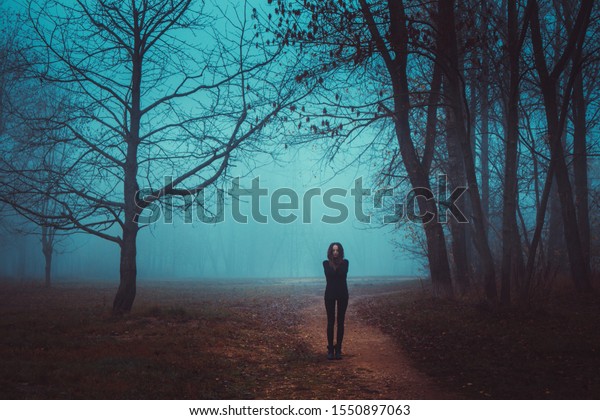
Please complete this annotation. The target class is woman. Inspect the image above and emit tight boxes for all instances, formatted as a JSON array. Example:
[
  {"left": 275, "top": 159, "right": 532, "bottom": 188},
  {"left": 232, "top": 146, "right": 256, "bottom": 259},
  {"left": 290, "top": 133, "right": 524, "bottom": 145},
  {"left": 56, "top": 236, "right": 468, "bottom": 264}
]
[{"left": 323, "top": 242, "right": 349, "bottom": 360}]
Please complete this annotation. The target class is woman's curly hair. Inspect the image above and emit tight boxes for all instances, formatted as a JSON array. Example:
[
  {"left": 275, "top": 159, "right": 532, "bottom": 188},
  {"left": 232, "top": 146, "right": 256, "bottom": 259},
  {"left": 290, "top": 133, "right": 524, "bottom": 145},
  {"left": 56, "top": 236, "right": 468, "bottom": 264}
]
[{"left": 327, "top": 242, "right": 345, "bottom": 268}]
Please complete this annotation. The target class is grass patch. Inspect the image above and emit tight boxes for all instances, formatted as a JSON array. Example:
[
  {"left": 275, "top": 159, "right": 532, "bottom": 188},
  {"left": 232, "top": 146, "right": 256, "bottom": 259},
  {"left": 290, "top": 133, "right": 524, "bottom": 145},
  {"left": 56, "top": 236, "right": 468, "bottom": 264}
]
[
  {"left": 0, "top": 280, "right": 369, "bottom": 399},
  {"left": 10, "top": 278, "right": 591, "bottom": 399},
  {"left": 356, "top": 282, "right": 600, "bottom": 399}
]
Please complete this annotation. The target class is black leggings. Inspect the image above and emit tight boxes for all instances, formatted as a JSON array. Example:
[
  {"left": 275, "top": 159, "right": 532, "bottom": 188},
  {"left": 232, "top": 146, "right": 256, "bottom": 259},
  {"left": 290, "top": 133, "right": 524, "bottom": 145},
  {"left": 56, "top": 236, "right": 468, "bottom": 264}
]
[{"left": 325, "top": 297, "right": 349, "bottom": 349}]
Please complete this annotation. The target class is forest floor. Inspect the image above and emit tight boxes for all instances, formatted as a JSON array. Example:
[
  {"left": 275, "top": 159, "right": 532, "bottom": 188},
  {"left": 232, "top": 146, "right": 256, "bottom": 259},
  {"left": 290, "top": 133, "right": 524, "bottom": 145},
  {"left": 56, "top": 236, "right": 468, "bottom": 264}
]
[{"left": 0, "top": 277, "right": 599, "bottom": 399}]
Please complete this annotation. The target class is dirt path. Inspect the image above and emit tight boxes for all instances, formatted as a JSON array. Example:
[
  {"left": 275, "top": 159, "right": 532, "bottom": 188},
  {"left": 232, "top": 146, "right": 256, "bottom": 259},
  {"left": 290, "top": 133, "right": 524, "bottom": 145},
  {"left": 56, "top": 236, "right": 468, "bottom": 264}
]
[{"left": 296, "top": 294, "right": 455, "bottom": 399}]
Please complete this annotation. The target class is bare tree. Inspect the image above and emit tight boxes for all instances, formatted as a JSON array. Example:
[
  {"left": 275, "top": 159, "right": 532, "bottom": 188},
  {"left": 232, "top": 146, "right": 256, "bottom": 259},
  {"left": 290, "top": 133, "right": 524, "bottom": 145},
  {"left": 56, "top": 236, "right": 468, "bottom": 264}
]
[
  {"left": 363, "top": 0, "right": 455, "bottom": 298},
  {"left": 0, "top": 12, "right": 71, "bottom": 288},
  {"left": 529, "top": 0, "right": 594, "bottom": 293},
  {"left": 0, "top": 113, "right": 72, "bottom": 288},
  {"left": 267, "top": 0, "right": 456, "bottom": 298},
  {"left": 23, "top": 0, "right": 311, "bottom": 314}
]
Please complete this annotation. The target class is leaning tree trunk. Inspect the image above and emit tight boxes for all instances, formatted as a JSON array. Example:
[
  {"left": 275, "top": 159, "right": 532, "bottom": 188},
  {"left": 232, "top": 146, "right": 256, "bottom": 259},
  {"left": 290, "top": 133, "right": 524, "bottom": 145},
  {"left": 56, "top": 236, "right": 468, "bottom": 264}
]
[
  {"left": 405, "top": 161, "right": 455, "bottom": 299},
  {"left": 522, "top": 160, "right": 554, "bottom": 301},
  {"left": 406, "top": 163, "right": 454, "bottom": 299},
  {"left": 394, "top": 86, "right": 454, "bottom": 297},
  {"left": 546, "top": 117, "right": 589, "bottom": 292},
  {"left": 422, "top": 211, "right": 455, "bottom": 298},
  {"left": 359, "top": 0, "right": 454, "bottom": 298}
]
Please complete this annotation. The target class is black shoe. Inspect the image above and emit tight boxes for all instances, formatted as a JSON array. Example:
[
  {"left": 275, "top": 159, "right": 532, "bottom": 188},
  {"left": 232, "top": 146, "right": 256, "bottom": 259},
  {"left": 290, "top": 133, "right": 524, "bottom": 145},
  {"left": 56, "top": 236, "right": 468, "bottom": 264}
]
[
  {"left": 334, "top": 345, "right": 342, "bottom": 360},
  {"left": 327, "top": 346, "right": 334, "bottom": 360}
]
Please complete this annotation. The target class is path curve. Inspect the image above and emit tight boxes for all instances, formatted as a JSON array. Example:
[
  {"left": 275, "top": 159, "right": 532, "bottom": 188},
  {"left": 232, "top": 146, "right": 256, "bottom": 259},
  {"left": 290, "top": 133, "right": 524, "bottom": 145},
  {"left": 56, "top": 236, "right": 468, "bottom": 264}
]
[{"left": 297, "top": 294, "right": 456, "bottom": 399}]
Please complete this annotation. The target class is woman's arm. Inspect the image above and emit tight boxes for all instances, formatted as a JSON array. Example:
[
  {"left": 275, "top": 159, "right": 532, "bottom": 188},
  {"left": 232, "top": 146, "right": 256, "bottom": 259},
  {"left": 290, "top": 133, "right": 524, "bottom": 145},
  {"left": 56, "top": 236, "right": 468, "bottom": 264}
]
[
  {"left": 339, "top": 259, "right": 349, "bottom": 275},
  {"left": 323, "top": 260, "right": 330, "bottom": 276}
]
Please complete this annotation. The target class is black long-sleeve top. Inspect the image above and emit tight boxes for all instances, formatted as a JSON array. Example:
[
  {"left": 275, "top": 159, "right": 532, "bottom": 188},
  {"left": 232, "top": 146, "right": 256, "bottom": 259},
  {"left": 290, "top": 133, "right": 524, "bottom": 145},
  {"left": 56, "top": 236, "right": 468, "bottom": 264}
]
[{"left": 323, "top": 259, "right": 349, "bottom": 300}]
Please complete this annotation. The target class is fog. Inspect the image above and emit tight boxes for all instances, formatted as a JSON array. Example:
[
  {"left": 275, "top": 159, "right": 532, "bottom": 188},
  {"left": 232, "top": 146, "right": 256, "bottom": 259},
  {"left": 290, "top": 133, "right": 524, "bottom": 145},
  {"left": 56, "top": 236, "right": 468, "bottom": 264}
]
[
  {"left": 0, "top": 145, "right": 423, "bottom": 283},
  {"left": 0, "top": 1, "right": 429, "bottom": 285}
]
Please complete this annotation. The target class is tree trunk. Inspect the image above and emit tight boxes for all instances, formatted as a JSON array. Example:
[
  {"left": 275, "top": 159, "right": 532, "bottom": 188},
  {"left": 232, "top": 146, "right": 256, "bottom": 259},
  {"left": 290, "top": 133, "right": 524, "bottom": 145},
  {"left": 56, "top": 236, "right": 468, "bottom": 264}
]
[
  {"left": 529, "top": 0, "right": 592, "bottom": 293},
  {"left": 395, "top": 99, "right": 453, "bottom": 298},
  {"left": 549, "top": 131, "right": 588, "bottom": 291},
  {"left": 43, "top": 249, "right": 52, "bottom": 288},
  {"left": 444, "top": 92, "right": 470, "bottom": 294},
  {"left": 113, "top": 26, "right": 142, "bottom": 315},
  {"left": 422, "top": 58, "right": 442, "bottom": 176},
  {"left": 437, "top": 0, "right": 496, "bottom": 300},
  {"left": 560, "top": 0, "right": 591, "bottom": 272},
  {"left": 572, "top": 73, "right": 590, "bottom": 268},
  {"left": 41, "top": 225, "right": 53, "bottom": 288},
  {"left": 407, "top": 169, "right": 454, "bottom": 299},
  {"left": 547, "top": 179, "right": 565, "bottom": 267},
  {"left": 477, "top": 24, "right": 491, "bottom": 284},
  {"left": 480, "top": 51, "right": 490, "bottom": 225},
  {"left": 112, "top": 151, "right": 140, "bottom": 314},
  {"left": 113, "top": 222, "right": 138, "bottom": 315},
  {"left": 500, "top": 0, "right": 522, "bottom": 305},
  {"left": 523, "top": 160, "right": 555, "bottom": 301},
  {"left": 422, "top": 212, "right": 455, "bottom": 299},
  {"left": 359, "top": 0, "right": 454, "bottom": 298}
]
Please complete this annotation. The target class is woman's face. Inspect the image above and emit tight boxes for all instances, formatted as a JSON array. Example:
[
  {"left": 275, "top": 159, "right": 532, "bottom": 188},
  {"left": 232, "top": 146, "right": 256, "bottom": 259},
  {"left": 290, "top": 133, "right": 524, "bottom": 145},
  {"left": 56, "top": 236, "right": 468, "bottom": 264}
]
[{"left": 332, "top": 244, "right": 340, "bottom": 258}]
